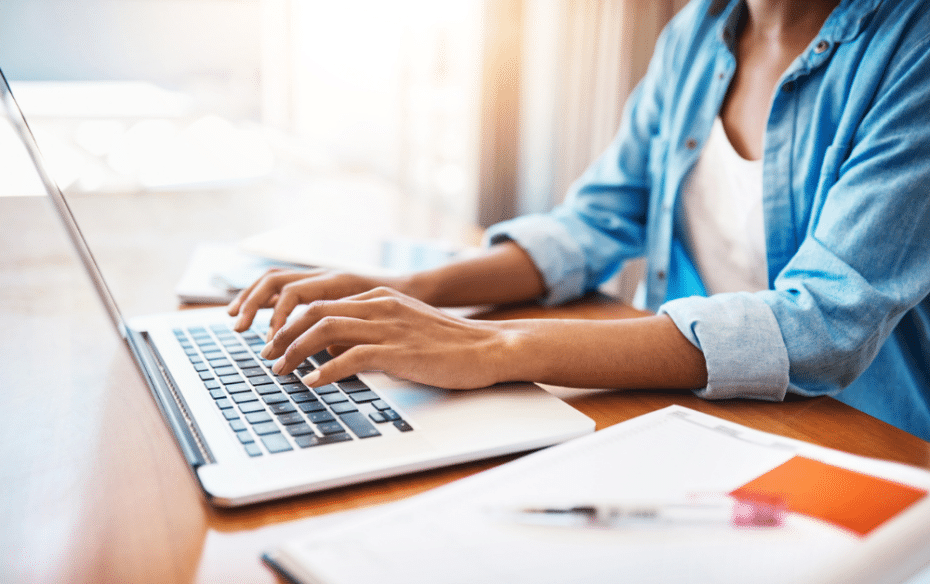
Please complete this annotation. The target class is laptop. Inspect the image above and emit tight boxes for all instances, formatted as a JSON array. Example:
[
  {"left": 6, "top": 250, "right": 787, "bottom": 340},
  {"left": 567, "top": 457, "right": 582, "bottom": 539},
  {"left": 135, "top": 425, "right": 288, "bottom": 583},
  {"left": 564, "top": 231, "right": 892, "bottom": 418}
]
[{"left": 0, "top": 68, "right": 595, "bottom": 507}]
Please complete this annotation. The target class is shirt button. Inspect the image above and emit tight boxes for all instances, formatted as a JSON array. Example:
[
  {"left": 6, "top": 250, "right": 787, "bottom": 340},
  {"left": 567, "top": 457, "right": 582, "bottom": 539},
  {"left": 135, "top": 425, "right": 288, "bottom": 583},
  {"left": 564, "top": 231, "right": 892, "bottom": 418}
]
[
  {"left": 782, "top": 81, "right": 795, "bottom": 92},
  {"left": 814, "top": 40, "right": 830, "bottom": 54},
  {"left": 656, "top": 270, "right": 666, "bottom": 280},
  {"left": 685, "top": 138, "right": 698, "bottom": 150}
]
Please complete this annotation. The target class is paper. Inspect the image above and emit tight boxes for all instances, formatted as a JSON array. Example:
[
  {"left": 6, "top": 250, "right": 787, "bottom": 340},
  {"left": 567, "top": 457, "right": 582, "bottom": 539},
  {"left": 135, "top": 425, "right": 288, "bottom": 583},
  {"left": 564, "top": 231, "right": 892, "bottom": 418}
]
[
  {"left": 732, "top": 455, "right": 927, "bottom": 537},
  {"left": 264, "top": 406, "right": 930, "bottom": 584},
  {"left": 175, "top": 242, "right": 305, "bottom": 304}
]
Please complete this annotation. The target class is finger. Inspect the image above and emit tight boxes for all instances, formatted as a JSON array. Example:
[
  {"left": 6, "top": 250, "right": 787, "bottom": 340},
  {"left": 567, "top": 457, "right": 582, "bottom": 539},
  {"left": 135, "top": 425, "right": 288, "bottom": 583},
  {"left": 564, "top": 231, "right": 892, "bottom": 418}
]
[
  {"left": 270, "top": 316, "right": 382, "bottom": 375},
  {"left": 300, "top": 345, "right": 379, "bottom": 388},
  {"left": 267, "top": 283, "right": 312, "bottom": 341},
  {"left": 227, "top": 267, "right": 283, "bottom": 316},
  {"left": 262, "top": 297, "right": 383, "bottom": 359},
  {"left": 233, "top": 271, "right": 305, "bottom": 332}
]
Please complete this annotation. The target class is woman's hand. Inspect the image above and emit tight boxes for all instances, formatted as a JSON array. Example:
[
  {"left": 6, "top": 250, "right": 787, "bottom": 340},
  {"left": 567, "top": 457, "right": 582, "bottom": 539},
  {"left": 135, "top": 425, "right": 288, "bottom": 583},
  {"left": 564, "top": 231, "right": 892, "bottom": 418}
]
[
  {"left": 227, "top": 268, "right": 405, "bottom": 340},
  {"left": 259, "top": 286, "right": 511, "bottom": 390}
]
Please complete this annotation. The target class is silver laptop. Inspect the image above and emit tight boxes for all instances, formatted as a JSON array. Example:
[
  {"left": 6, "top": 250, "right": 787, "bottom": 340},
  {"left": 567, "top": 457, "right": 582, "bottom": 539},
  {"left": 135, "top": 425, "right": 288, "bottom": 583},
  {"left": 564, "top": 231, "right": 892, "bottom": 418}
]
[{"left": 1, "top": 68, "right": 594, "bottom": 507}]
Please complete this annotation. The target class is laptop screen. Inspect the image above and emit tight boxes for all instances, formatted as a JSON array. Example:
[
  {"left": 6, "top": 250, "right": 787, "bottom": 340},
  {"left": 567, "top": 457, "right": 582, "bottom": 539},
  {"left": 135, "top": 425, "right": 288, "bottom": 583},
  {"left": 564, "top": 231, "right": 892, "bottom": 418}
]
[{"left": 0, "top": 68, "right": 128, "bottom": 336}]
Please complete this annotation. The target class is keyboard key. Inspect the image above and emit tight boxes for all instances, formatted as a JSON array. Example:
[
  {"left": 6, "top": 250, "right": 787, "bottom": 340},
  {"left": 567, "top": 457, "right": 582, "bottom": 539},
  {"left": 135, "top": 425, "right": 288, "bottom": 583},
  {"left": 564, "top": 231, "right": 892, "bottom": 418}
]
[
  {"left": 308, "top": 411, "right": 336, "bottom": 424},
  {"left": 274, "top": 374, "right": 301, "bottom": 384},
  {"left": 294, "top": 433, "right": 352, "bottom": 448},
  {"left": 313, "top": 384, "right": 340, "bottom": 395},
  {"left": 209, "top": 388, "right": 226, "bottom": 400},
  {"left": 252, "top": 421, "right": 281, "bottom": 435},
  {"left": 238, "top": 401, "right": 266, "bottom": 414},
  {"left": 256, "top": 384, "right": 283, "bottom": 396},
  {"left": 262, "top": 392, "right": 290, "bottom": 404},
  {"left": 282, "top": 383, "right": 308, "bottom": 394},
  {"left": 339, "top": 412, "right": 381, "bottom": 438},
  {"left": 393, "top": 420, "right": 414, "bottom": 432},
  {"left": 276, "top": 412, "right": 305, "bottom": 425},
  {"left": 369, "top": 412, "right": 388, "bottom": 424},
  {"left": 215, "top": 397, "right": 233, "bottom": 410},
  {"left": 248, "top": 374, "right": 275, "bottom": 386},
  {"left": 299, "top": 401, "right": 327, "bottom": 413},
  {"left": 219, "top": 374, "right": 244, "bottom": 385},
  {"left": 260, "top": 433, "right": 293, "bottom": 454},
  {"left": 371, "top": 400, "right": 391, "bottom": 411},
  {"left": 222, "top": 409, "right": 240, "bottom": 421},
  {"left": 208, "top": 358, "right": 231, "bottom": 368},
  {"left": 286, "top": 422, "right": 315, "bottom": 436},
  {"left": 204, "top": 379, "right": 221, "bottom": 390},
  {"left": 202, "top": 350, "right": 225, "bottom": 361},
  {"left": 291, "top": 392, "right": 316, "bottom": 403},
  {"left": 240, "top": 367, "right": 264, "bottom": 377},
  {"left": 348, "top": 390, "right": 380, "bottom": 403},
  {"left": 245, "top": 411, "right": 273, "bottom": 424},
  {"left": 199, "top": 371, "right": 215, "bottom": 381},
  {"left": 312, "top": 350, "right": 333, "bottom": 365},
  {"left": 214, "top": 366, "right": 238, "bottom": 377},
  {"left": 383, "top": 409, "right": 401, "bottom": 421},
  {"left": 269, "top": 402, "right": 297, "bottom": 415},
  {"left": 231, "top": 391, "right": 258, "bottom": 404},
  {"left": 330, "top": 402, "right": 358, "bottom": 414},
  {"left": 225, "top": 382, "right": 251, "bottom": 394},
  {"left": 193, "top": 362, "right": 209, "bottom": 372},
  {"left": 316, "top": 420, "right": 346, "bottom": 435},
  {"left": 337, "top": 379, "right": 369, "bottom": 393},
  {"left": 244, "top": 443, "right": 263, "bottom": 457},
  {"left": 236, "top": 430, "right": 255, "bottom": 444},
  {"left": 229, "top": 419, "right": 247, "bottom": 432},
  {"left": 321, "top": 393, "right": 348, "bottom": 405}
]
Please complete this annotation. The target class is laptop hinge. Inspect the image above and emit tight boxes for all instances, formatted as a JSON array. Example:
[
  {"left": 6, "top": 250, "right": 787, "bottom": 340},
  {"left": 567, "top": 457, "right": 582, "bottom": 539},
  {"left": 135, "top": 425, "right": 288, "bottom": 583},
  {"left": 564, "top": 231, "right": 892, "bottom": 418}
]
[{"left": 126, "top": 328, "right": 215, "bottom": 467}]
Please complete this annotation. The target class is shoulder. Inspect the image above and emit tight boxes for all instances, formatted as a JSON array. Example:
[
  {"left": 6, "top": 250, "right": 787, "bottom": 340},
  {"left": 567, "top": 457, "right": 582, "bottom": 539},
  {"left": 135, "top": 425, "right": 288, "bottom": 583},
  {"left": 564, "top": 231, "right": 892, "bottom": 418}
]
[{"left": 651, "top": 0, "right": 731, "bottom": 73}]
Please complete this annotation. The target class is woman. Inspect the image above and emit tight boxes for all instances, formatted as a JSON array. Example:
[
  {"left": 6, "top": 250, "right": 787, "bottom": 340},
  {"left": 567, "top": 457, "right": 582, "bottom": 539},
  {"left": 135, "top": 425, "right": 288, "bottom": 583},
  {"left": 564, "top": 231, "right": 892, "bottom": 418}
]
[{"left": 230, "top": 0, "right": 930, "bottom": 441}]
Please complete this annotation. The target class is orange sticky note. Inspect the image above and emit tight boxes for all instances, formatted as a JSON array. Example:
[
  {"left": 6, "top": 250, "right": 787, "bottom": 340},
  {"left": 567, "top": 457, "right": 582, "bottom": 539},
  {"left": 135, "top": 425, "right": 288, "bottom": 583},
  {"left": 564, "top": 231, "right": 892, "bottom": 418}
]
[{"left": 731, "top": 456, "right": 927, "bottom": 537}]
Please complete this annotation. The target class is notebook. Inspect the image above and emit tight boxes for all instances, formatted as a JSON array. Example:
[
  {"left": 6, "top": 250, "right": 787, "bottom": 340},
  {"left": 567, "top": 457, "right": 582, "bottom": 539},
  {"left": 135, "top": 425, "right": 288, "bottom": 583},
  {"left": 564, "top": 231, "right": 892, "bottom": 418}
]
[
  {"left": 0, "top": 67, "right": 595, "bottom": 507},
  {"left": 263, "top": 405, "right": 930, "bottom": 584}
]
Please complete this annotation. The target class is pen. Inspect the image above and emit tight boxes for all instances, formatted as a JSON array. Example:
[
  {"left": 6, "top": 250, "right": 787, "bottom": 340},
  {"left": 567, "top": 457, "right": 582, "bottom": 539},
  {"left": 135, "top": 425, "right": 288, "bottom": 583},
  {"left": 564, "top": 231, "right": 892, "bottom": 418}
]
[{"left": 507, "top": 493, "right": 786, "bottom": 529}]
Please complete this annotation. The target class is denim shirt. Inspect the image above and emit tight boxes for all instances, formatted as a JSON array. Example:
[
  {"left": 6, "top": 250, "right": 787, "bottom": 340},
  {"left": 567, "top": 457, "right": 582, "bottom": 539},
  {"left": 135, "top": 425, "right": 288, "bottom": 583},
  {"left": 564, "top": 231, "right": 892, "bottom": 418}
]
[{"left": 486, "top": 0, "right": 930, "bottom": 441}]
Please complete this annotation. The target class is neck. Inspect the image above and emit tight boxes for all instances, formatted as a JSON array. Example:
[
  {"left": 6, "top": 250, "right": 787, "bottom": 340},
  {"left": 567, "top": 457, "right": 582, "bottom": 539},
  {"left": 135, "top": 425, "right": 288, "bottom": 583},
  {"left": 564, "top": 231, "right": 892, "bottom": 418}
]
[{"left": 743, "top": 0, "right": 839, "bottom": 44}]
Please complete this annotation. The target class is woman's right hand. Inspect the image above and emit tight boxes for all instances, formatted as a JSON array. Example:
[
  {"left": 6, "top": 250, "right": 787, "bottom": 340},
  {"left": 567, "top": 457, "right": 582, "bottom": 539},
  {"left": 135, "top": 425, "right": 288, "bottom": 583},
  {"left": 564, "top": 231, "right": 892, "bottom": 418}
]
[{"left": 226, "top": 268, "right": 403, "bottom": 340}]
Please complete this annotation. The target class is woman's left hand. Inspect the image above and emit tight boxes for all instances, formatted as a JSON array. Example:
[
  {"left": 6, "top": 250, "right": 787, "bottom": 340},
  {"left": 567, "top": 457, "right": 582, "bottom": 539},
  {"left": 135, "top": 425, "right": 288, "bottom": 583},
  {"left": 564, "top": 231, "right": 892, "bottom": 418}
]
[{"left": 260, "top": 286, "right": 512, "bottom": 390}]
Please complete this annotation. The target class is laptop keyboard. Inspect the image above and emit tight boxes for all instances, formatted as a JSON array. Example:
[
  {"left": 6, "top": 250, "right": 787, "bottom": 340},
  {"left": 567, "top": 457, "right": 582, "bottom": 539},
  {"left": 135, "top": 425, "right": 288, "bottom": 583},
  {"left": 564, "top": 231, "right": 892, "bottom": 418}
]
[{"left": 172, "top": 324, "right": 413, "bottom": 457}]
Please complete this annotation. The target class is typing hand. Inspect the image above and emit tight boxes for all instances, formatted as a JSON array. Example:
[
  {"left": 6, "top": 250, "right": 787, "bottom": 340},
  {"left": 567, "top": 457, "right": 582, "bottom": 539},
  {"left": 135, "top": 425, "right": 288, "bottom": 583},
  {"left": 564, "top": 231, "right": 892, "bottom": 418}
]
[
  {"left": 258, "top": 286, "right": 507, "bottom": 390},
  {"left": 227, "top": 268, "right": 398, "bottom": 340}
]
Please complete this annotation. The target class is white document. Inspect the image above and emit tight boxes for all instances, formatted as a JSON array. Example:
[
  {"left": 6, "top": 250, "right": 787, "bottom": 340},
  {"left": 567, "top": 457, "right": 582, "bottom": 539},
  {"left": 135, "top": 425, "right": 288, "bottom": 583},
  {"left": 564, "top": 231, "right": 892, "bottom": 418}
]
[{"left": 263, "top": 406, "right": 930, "bottom": 584}]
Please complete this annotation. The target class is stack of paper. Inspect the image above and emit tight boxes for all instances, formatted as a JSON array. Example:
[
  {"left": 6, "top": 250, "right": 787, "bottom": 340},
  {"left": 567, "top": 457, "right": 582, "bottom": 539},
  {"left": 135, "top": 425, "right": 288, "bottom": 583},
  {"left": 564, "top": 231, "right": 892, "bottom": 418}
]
[{"left": 263, "top": 406, "right": 930, "bottom": 584}]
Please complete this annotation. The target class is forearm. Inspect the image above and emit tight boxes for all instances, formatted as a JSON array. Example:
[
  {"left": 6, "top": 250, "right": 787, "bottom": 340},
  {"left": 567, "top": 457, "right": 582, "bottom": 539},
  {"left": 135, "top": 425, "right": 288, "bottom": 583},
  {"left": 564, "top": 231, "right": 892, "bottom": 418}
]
[
  {"left": 490, "top": 314, "right": 707, "bottom": 390},
  {"left": 400, "top": 241, "right": 547, "bottom": 307}
]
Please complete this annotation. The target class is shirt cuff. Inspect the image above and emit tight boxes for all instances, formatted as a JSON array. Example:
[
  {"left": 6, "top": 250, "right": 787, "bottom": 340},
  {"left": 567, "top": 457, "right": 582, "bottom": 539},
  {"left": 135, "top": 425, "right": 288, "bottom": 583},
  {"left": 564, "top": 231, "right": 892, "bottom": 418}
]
[
  {"left": 484, "top": 214, "right": 588, "bottom": 306},
  {"left": 659, "top": 293, "right": 790, "bottom": 401}
]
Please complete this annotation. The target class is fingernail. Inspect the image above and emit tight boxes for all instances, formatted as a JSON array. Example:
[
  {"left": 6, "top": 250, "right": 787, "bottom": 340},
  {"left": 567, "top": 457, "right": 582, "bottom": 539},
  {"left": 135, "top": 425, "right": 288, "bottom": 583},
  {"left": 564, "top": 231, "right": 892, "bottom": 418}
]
[
  {"left": 260, "top": 344, "right": 272, "bottom": 359},
  {"left": 266, "top": 329, "right": 274, "bottom": 343},
  {"left": 301, "top": 370, "right": 321, "bottom": 386},
  {"left": 234, "top": 316, "right": 246, "bottom": 331},
  {"left": 271, "top": 360, "right": 284, "bottom": 374}
]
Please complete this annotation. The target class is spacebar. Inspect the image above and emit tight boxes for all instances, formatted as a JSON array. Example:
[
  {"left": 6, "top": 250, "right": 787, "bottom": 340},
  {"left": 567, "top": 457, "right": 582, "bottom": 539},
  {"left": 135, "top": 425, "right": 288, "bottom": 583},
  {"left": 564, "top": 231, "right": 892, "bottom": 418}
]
[{"left": 338, "top": 411, "right": 381, "bottom": 438}]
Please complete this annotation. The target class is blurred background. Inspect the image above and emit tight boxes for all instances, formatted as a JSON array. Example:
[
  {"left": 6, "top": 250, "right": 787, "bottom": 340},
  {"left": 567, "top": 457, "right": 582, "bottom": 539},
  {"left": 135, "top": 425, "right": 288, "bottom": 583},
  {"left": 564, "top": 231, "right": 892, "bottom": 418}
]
[
  {"left": 0, "top": 0, "right": 687, "bottom": 310},
  {"left": 0, "top": 0, "right": 686, "bottom": 219}
]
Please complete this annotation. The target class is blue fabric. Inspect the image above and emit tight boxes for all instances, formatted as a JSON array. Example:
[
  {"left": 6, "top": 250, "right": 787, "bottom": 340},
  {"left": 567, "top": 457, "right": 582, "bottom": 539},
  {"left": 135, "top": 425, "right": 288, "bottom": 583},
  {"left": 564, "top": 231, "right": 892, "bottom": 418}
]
[{"left": 486, "top": 0, "right": 930, "bottom": 441}]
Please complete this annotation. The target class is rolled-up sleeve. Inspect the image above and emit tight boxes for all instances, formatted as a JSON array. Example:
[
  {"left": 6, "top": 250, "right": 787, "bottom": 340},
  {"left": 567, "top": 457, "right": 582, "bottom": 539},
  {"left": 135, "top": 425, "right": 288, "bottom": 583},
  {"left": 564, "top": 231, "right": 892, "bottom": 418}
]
[
  {"left": 484, "top": 214, "right": 588, "bottom": 306},
  {"left": 660, "top": 293, "right": 790, "bottom": 400}
]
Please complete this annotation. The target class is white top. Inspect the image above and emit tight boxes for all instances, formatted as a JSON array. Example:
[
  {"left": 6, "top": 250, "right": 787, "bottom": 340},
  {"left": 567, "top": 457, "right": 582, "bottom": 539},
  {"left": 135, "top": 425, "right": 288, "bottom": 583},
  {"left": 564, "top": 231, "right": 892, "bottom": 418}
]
[{"left": 681, "top": 117, "right": 768, "bottom": 295}]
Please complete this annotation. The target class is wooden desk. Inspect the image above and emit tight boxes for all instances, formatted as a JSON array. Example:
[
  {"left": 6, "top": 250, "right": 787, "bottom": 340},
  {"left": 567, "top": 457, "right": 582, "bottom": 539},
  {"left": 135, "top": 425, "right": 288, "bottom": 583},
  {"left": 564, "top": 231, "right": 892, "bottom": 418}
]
[{"left": 2, "top": 194, "right": 929, "bottom": 584}]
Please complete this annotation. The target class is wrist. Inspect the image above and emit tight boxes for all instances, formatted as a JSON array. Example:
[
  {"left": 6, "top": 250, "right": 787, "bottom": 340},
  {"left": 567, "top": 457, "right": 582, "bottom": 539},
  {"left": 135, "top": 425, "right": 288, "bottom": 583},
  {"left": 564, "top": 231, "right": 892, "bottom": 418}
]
[
  {"left": 486, "top": 320, "right": 546, "bottom": 385},
  {"left": 394, "top": 270, "right": 438, "bottom": 305}
]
